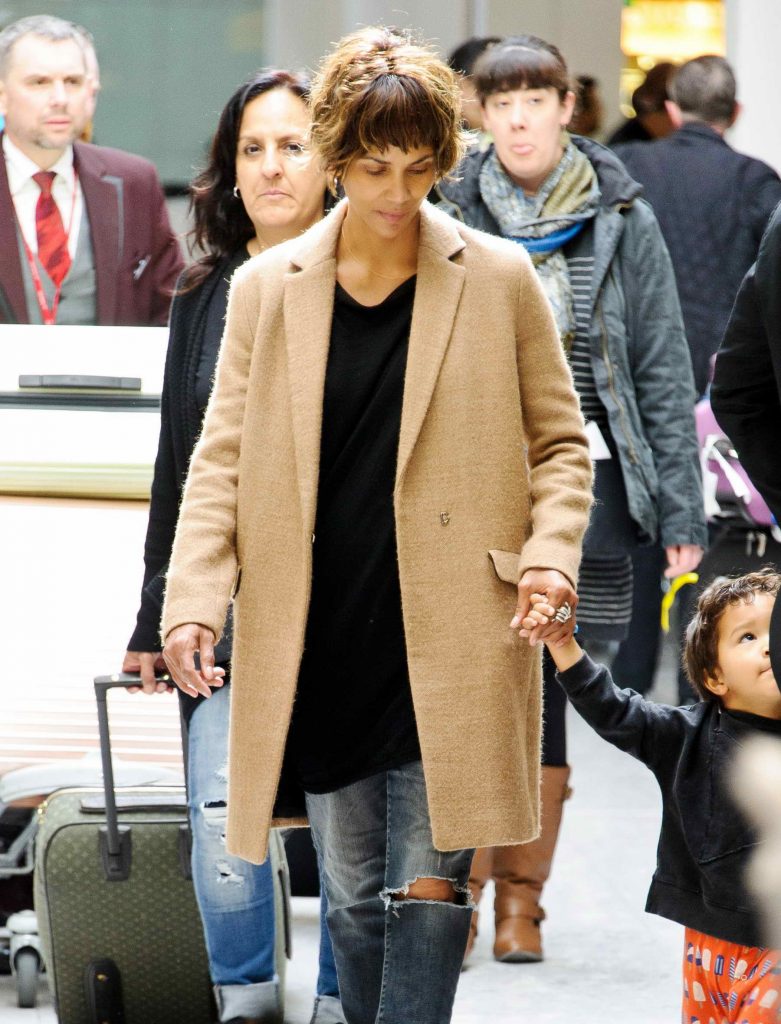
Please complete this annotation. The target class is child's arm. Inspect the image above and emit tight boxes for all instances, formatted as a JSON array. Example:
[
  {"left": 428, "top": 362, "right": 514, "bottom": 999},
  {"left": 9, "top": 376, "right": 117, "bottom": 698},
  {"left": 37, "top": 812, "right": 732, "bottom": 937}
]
[
  {"left": 520, "top": 596, "right": 689, "bottom": 769},
  {"left": 544, "top": 635, "right": 583, "bottom": 674}
]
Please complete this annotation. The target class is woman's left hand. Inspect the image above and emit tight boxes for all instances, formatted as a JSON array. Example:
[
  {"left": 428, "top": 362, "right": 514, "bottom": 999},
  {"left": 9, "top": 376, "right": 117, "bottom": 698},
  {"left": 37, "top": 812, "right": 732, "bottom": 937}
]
[
  {"left": 511, "top": 569, "right": 578, "bottom": 646},
  {"left": 664, "top": 544, "right": 704, "bottom": 579}
]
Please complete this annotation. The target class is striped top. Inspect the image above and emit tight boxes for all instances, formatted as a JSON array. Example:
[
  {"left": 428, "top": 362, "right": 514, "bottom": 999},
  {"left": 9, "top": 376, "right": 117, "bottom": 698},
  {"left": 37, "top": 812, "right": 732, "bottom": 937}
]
[
  {"left": 567, "top": 254, "right": 609, "bottom": 432},
  {"left": 566, "top": 249, "right": 634, "bottom": 639}
]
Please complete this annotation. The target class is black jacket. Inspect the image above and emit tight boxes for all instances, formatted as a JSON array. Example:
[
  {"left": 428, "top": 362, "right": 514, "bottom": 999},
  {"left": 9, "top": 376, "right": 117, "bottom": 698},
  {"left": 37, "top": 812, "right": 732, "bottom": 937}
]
[
  {"left": 606, "top": 117, "right": 653, "bottom": 148},
  {"left": 615, "top": 123, "right": 781, "bottom": 396},
  {"left": 128, "top": 253, "right": 241, "bottom": 655},
  {"left": 558, "top": 652, "right": 781, "bottom": 947},
  {"left": 711, "top": 204, "right": 781, "bottom": 523}
]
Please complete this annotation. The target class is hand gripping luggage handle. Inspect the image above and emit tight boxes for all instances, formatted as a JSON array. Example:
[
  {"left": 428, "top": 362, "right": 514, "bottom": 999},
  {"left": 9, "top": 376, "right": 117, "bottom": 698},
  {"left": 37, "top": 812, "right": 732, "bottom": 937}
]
[{"left": 94, "top": 673, "right": 191, "bottom": 882}]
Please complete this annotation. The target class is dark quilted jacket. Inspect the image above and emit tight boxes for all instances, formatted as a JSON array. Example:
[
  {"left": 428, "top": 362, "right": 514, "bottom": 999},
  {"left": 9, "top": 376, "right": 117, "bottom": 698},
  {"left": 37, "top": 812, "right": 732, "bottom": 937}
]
[{"left": 615, "top": 123, "right": 781, "bottom": 396}]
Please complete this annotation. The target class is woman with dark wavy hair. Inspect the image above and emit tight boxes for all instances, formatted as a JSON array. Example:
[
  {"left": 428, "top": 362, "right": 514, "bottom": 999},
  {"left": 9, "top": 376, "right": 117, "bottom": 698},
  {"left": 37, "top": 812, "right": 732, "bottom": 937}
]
[{"left": 122, "top": 71, "right": 341, "bottom": 1024}]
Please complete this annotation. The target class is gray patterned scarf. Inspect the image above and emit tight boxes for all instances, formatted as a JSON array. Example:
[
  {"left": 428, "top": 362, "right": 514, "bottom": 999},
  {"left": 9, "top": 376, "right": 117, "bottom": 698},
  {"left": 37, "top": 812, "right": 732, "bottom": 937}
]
[{"left": 479, "top": 140, "right": 600, "bottom": 348}]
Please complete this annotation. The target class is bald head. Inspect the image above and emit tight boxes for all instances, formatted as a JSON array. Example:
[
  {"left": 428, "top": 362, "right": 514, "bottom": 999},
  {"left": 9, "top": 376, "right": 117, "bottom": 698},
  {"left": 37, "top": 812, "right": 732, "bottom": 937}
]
[{"left": 670, "top": 56, "right": 737, "bottom": 129}]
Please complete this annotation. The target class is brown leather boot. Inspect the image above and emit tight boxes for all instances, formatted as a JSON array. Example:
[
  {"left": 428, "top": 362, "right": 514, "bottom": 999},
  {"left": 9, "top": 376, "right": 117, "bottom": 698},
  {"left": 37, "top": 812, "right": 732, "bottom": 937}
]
[
  {"left": 463, "top": 846, "right": 493, "bottom": 962},
  {"left": 492, "top": 765, "right": 572, "bottom": 963}
]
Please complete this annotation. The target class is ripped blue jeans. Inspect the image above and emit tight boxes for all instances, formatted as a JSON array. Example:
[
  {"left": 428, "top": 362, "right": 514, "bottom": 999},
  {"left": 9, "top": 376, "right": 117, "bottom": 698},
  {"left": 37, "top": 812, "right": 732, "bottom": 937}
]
[
  {"left": 188, "top": 683, "right": 339, "bottom": 1021},
  {"left": 306, "top": 761, "right": 474, "bottom": 1024}
]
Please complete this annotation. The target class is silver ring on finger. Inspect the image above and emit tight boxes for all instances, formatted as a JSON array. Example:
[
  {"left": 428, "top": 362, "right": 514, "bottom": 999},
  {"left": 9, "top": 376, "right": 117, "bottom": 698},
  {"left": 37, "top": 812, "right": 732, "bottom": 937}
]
[{"left": 553, "top": 601, "right": 573, "bottom": 624}]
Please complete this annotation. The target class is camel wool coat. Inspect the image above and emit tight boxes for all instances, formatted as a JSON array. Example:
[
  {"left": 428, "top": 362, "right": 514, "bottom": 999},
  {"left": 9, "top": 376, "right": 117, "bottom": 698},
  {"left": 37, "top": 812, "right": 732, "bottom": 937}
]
[{"left": 162, "top": 200, "right": 593, "bottom": 865}]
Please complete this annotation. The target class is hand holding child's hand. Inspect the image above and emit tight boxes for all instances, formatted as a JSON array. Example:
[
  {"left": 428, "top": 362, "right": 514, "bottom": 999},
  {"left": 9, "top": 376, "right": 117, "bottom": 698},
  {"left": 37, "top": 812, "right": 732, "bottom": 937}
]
[
  {"left": 520, "top": 593, "right": 584, "bottom": 671},
  {"left": 512, "top": 568, "right": 577, "bottom": 646},
  {"left": 518, "top": 594, "right": 572, "bottom": 648}
]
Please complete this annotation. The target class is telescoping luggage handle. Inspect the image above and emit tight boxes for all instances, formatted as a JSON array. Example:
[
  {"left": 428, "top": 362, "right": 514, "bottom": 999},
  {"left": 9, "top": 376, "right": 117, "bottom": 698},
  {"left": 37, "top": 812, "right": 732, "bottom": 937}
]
[{"left": 94, "top": 673, "right": 191, "bottom": 883}]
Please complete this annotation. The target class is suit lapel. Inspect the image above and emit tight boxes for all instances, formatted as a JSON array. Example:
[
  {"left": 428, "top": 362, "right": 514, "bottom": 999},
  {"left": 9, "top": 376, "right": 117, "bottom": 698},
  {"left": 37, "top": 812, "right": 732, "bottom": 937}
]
[
  {"left": 283, "top": 209, "right": 342, "bottom": 534},
  {"left": 74, "top": 143, "right": 120, "bottom": 324},
  {"left": 396, "top": 204, "right": 465, "bottom": 488},
  {"left": 0, "top": 139, "right": 30, "bottom": 323}
]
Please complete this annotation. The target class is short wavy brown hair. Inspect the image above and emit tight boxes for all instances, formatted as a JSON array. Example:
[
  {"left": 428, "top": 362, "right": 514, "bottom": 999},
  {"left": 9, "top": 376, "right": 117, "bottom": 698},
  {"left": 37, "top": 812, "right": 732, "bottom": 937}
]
[
  {"left": 309, "top": 26, "right": 469, "bottom": 190},
  {"left": 683, "top": 568, "right": 781, "bottom": 701}
]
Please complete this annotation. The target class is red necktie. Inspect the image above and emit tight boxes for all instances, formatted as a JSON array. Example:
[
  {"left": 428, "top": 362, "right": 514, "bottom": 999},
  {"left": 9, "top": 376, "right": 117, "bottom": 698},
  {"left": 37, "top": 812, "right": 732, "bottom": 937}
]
[{"left": 32, "top": 171, "right": 72, "bottom": 288}]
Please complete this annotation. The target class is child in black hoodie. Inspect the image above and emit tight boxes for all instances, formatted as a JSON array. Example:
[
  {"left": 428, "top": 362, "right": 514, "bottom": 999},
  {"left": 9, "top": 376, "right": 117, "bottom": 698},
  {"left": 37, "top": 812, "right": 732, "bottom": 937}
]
[{"left": 521, "top": 569, "right": 781, "bottom": 1022}]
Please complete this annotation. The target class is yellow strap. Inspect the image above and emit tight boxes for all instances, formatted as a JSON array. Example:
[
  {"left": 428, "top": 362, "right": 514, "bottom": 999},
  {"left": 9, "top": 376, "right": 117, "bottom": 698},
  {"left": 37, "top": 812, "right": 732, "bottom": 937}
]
[{"left": 660, "top": 572, "right": 699, "bottom": 632}]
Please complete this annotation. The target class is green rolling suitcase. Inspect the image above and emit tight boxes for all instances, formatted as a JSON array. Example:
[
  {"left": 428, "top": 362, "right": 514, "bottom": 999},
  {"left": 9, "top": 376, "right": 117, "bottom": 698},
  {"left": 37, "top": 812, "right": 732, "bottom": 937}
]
[{"left": 33, "top": 675, "right": 290, "bottom": 1024}]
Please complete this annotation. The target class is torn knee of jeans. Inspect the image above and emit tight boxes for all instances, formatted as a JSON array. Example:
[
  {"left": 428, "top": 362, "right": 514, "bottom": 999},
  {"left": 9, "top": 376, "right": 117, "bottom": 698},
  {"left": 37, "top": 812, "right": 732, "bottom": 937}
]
[
  {"left": 214, "top": 859, "right": 245, "bottom": 886},
  {"left": 215, "top": 758, "right": 229, "bottom": 784},
  {"left": 380, "top": 876, "right": 473, "bottom": 913}
]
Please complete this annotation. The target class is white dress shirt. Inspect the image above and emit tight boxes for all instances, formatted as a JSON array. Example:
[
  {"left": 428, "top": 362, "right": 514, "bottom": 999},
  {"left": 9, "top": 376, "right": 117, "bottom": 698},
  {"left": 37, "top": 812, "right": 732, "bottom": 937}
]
[{"left": 3, "top": 134, "right": 84, "bottom": 259}]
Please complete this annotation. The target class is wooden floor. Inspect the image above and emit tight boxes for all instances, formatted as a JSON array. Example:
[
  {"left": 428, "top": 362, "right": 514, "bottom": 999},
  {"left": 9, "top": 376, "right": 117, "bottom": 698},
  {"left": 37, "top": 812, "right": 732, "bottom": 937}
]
[{"left": 0, "top": 497, "right": 183, "bottom": 783}]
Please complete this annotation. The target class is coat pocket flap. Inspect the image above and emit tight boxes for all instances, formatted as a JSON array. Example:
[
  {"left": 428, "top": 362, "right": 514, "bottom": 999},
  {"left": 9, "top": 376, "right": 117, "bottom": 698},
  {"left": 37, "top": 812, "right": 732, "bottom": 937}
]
[{"left": 488, "top": 549, "right": 522, "bottom": 585}]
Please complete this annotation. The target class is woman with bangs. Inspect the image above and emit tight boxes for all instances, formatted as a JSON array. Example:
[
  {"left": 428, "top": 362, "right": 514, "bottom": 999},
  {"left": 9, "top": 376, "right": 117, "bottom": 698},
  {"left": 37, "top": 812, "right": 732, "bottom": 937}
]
[
  {"left": 438, "top": 35, "right": 706, "bottom": 966},
  {"left": 160, "top": 26, "right": 592, "bottom": 1022}
]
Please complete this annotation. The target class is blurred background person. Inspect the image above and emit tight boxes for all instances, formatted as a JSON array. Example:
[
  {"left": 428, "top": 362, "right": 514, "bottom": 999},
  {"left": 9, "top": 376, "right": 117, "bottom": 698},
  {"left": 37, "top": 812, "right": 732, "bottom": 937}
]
[
  {"left": 611, "top": 56, "right": 781, "bottom": 701},
  {"left": 437, "top": 33, "right": 705, "bottom": 966},
  {"left": 122, "top": 71, "right": 343, "bottom": 1024},
  {"left": 606, "top": 60, "right": 675, "bottom": 147},
  {"left": 569, "top": 74, "right": 604, "bottom": 138},
  {"left": 616, "top": 55, "right": 781, "bottom": 400},
  {"left": 447, "top": 34, "right": 501, "bottom": 131},
  {"left": 0, "top": 14, "right": 181, "bottom": 326}
]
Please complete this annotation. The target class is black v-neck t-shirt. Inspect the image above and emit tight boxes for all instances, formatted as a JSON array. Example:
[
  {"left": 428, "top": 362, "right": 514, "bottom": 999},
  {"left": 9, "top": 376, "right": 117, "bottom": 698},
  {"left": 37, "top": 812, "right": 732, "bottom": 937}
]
[{"left": 289, "top": 276, "right": 421, "bottom": 793}]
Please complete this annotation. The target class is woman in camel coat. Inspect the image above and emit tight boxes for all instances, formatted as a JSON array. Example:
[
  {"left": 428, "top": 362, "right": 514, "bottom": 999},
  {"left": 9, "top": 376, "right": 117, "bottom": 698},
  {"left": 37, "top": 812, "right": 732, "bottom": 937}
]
[
  {"left": 162, "top": 194, "right": 592, "bottom": 852},
  {"left": 162, "top": 27, "right": 592, "bottom": 1023}
]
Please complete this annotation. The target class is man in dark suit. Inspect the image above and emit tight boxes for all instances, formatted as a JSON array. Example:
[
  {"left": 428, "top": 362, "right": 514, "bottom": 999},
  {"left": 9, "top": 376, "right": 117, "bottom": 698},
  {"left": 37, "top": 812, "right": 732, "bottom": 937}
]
[
  {"left": 712, "top": 205, "right": 781, "bottom": 525},
  {"left": 0, "top": 15, "right": 183, "bottom": 326},
  {"left": 615, "top": 55, "right": 781, "bottom": 399}
]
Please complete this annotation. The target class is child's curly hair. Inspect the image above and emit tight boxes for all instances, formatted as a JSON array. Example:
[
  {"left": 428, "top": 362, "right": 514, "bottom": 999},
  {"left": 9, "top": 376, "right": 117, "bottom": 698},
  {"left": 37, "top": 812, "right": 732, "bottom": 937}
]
[
  {"left": 309, "top": 26, "right": 470, "bottom": 192},
  {"left": 683, "top": 567, "right": 781, "bottom": 700}
]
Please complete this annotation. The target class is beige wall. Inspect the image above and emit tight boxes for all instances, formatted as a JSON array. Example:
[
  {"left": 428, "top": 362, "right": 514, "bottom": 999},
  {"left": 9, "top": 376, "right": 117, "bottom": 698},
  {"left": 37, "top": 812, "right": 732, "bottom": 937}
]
[{"left": 262, "top": 0, "right": 624, "bottom": 137}]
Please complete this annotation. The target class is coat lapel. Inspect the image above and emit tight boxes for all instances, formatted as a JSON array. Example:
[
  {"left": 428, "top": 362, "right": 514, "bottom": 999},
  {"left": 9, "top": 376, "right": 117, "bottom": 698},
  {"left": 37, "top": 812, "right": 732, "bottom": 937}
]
[
  {"left": 283, "top": 209, "right": 342, "bottom": 534},
  {"left": 281, "top": 202, "right": 466, "bottom": 525},
  {"left": 396, "top": 203, "right": 466, "bottom": 488},
  {"left": 74, "top": 143, "right": 121, "bottom": 324}
]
